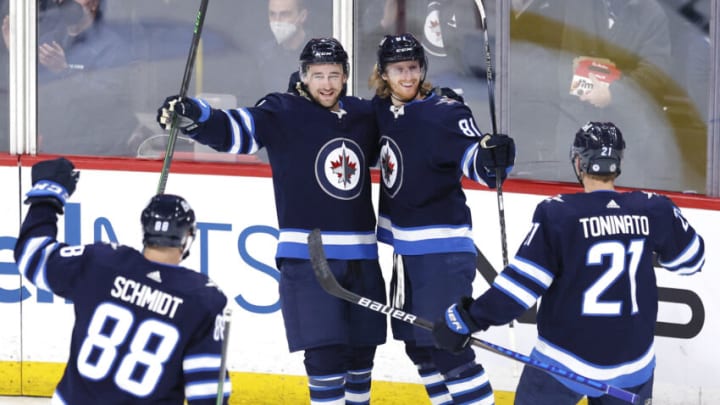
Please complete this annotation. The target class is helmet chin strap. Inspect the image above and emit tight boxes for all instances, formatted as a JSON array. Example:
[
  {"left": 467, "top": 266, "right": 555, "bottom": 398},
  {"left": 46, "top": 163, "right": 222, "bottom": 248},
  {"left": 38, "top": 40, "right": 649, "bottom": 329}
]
[
  {"left": 572, "top": 156, "right": 585, "bottom": 186},
  {"left": 295, "top": 81, "right": 316, "bottom": 103},
  {"left": 180, "top": 231, "right": 196, "bottom": 261}
]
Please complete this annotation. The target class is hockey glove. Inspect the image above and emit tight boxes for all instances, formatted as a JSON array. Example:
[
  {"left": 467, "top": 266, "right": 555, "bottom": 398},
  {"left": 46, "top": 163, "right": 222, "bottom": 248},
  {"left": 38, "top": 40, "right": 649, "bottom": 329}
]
[
  {"left": 432, "top": 297, "right": 481, "bottom": 354},
  {"left": 156, "top": 95, "right": 211, "bottom": 135},
  {"left": 24, "top": 157, "right": 79, "bottom": 214},
  {"left": 433, "top": 86, "right": 465, "bottom": 104},
  {"left": 479, "top": 133, "right": 516, "bottom": 170}
]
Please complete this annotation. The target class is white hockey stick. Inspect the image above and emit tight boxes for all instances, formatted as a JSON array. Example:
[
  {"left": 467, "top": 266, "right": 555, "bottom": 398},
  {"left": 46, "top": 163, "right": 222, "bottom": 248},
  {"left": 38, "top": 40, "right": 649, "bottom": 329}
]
[
  {"left": 307, "top": 229, "right": 640, "bottom": 404},
  {"left": 216, "top": 307, "right": 232, "bottom": 405}
]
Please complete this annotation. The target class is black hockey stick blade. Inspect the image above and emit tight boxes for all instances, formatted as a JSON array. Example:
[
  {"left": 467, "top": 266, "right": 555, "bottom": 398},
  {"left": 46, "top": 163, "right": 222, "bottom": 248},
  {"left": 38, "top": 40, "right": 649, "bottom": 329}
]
[
  {"left": 307, "top": 229, "right": 640, "bottom": 404},
  {"left": 308, "top": 229, "right": 432, "bottom": 330},
  {"left": 475, "top": 244, "right": 498, "bottom": 282}
]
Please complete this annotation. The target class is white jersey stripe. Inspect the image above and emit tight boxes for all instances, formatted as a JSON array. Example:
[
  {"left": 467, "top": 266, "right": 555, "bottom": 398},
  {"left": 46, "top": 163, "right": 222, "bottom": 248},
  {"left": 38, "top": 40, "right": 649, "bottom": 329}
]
[
  {"left": 494, "top": 273, "right": 537, "bottom": 308},
  {"left": 535, "top": 337, "right": 655, "bottom": 381}
]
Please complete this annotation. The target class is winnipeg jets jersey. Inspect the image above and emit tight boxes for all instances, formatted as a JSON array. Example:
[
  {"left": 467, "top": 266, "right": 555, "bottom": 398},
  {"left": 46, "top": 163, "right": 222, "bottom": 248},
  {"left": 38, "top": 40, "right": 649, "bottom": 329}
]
[
  {"left": 15, "top": 204, "right": 230, "bottom": 405},
  {"left": 192, "top": 93, "right": 379, "bottom": 260},
  {"left": 372, "top": 92, "right": 496, "bottom": 255},
  {"left": 469, "top": 190, "right": 705, "bottom": 394}
]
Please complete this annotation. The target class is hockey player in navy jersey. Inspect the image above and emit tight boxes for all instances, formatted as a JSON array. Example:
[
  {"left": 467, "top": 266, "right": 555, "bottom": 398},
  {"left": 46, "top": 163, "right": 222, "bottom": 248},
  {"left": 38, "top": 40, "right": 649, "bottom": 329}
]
[
  {"left": 368, "top": 33, "right": 515, "bottom": 405},
  {"left": 157, "top": 38, "right": 386, "bottom": 405},
  {"left": 14, "top": 157, "right": 231, "bottom": 404},
  {"left": 432, "top": 122, "right": 706, "bottom": 404}
]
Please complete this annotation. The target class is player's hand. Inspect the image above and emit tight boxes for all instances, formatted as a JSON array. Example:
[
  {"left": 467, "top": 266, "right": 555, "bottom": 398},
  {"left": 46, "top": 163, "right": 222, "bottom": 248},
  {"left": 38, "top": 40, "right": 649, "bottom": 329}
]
[
  {"left": 25, "top": 157, "right": 79, "bottom": 214},
  {"left": 156, "top": 95, "right": 210, "bottom": 134},
  {"left": 432, "top": 297, "right": 481, "bottom": 354},
  {"left": 479, "top": 133, "right": 515, "bottom": 170}
]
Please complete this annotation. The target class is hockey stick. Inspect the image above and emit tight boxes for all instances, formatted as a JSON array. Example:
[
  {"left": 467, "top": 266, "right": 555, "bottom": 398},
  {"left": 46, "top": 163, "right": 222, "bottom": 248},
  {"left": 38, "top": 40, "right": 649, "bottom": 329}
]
[
  {"left": 472, "top": 0, "right": 518, "bottom": 374},
  {"left": 216, "top": 307, "right": 232, "bottom": 405},
  {"left": 157, "top": 0, "right": 210, "bottom": 194},
  {"left": 475, "top": 244, "right": 498, "bottom": 282},
  {"left": 307, "top": 229, "right": 639, "bottom": 404},
  {"left": 473, "top": 0, "right": 508, "bottom": 270}
]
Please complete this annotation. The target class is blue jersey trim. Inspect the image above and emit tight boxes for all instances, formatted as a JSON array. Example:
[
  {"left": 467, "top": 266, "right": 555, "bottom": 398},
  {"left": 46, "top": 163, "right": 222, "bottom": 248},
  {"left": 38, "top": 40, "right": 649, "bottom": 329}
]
[
  {"left": 531, "top": 338, "right": 655, "bottom": 396},
  {"left": 277, "top": 242, "right": 378, "bottom": 260},
  {"left": 379, "top": 236, "right": 476, "bottom": 255}
]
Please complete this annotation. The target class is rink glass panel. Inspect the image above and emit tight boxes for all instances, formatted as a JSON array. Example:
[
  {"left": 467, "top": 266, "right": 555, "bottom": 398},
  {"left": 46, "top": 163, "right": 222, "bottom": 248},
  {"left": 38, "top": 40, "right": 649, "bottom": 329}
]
[{"left": 10, "top": 0, "right": 714, "bottom": 194}]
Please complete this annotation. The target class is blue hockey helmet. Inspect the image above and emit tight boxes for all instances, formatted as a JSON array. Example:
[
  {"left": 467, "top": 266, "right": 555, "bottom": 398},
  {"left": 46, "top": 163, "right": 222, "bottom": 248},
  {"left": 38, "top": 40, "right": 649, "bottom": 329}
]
[
  {"left": 570, "top": 121, "right": 625, "bottom": 178},
  {"left": 299, "top": 37, "right": 349, "bottom": 75},
  {"left": 376, "top": 33, "right": 428, "bottom": 77},
  {"left": 141, "top": 194, "right": 196, "bottom": 259}
]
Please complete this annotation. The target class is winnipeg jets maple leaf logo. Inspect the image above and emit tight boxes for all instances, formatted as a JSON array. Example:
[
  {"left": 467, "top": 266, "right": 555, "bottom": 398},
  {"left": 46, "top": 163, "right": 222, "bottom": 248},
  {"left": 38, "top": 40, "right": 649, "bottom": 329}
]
[
  {"left": 316, "top": 138, "right": 364, "bottom": 200},
  {"left": 330, "top": 152, "right": 357, "bottom": 187},
  {"left": 381, "top": 150, "right": 395, "bottom": 182},
  {"left": 379, "top": 136, "right": 402, "bottom": 197}
]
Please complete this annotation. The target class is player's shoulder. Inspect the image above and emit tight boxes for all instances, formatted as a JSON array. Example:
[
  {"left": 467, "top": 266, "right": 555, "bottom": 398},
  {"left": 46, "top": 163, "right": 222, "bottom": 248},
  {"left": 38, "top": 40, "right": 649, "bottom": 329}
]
[
  {"left": 254, "top": 91, "right": 290, "bottom": 109},
  {"left": 84, "top": 241, "right": 139, "bottom": 259},
  {"left": 621, "top": 190, "right": 674, "bottom": 207},
  {"left": 371, "top": 94, "right": 390, "bottom": 110},
  {"left": 172, "top": 268, "right": 227, "bottom": 307},
  {"left": 425, "top": 92, "right": 470, "bottom": 114},
  {"left": 341, "top": 95, "right": 372, "bottom": 112},
  {"left": 621, "top": 190, "right": 678, "bottom": 215},
  {"left": 537, "top": 193, "right": 571, "bottom": 209},
  {"left": 534, "top": 193, "right": 588, "bottom": 221},
  {"left": 421, "top": 93, "right": 475, "bottom": 129}
]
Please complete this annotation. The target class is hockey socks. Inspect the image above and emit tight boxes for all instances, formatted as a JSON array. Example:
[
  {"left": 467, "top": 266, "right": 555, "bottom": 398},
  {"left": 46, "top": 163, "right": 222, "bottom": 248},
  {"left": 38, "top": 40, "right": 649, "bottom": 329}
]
[
  {"left": 308, "top": 374, "right": 345, "bottom": 405},
  {"left": 417, "top": 362, "right": 453, "bottom": 405},
  {"left": 444, "top": 362, "right": 495, "bottom": 405},
  {"left": 345, "top": 368, "right": 372, "bottom": 405}
]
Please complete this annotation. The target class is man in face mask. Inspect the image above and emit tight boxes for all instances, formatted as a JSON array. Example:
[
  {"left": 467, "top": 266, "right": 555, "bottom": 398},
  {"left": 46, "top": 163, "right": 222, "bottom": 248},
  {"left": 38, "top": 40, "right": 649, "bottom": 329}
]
[
  {"left": 268, "top": 0, "right": 308, "bottom": 50},
  {"left": 245, "top": 0, "right": 320, "bottom": 103}
]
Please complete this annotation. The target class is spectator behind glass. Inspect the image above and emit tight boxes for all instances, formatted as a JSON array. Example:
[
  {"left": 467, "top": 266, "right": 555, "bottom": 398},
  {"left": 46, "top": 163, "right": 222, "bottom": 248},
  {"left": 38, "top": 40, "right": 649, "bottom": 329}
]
[
  {"left": 250, "top": 0, "right": 314, "bottom": 98},
  {"left": 2, "top": 0, "right": 139, "bottom": 156},
  {"left": 513, "top": 0, "right": 682, "bottom": 189}
]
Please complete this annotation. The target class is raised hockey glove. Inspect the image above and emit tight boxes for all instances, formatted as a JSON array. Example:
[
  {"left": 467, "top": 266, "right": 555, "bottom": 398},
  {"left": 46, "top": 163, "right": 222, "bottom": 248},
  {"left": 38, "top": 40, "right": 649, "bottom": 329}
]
[
  {"left": 433, "top": 86, "right": 464, "bottom": 103},
  {"left": 156, "top": 95, "right": 211, "bottom": 135},
  {"left": 24, "top": 157, "right": 79, "bottom": 214},
  {"left": 479, "top": 133, "right": 516, "bottom": 170},
  {"left": 432, "top": 297, "right": 482, "bottom": 354}
]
